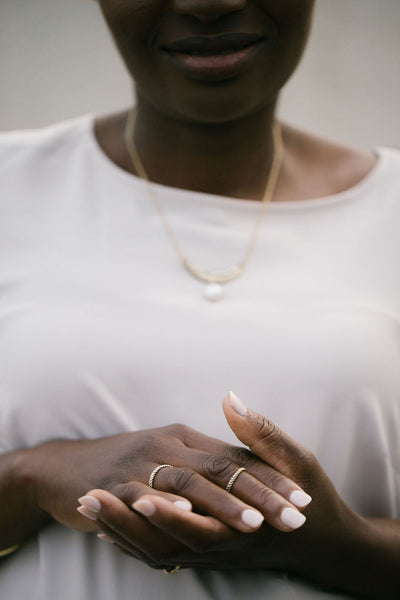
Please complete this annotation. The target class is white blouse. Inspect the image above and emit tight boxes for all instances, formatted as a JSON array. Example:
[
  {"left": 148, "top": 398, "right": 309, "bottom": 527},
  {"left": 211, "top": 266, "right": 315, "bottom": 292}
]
[{"left": 0, "top": 115, "right": 399, "bottom": 599}]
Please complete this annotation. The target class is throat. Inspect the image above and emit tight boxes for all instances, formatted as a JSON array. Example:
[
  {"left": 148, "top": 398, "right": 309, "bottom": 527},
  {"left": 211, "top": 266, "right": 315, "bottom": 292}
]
[{"left": 94, "top": 107, "right": 280, "bottom": 201}]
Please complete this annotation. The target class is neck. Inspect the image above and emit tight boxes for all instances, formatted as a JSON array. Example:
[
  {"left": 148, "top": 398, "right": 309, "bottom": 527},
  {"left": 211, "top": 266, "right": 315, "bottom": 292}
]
[{"left": 131, "top": 96, "right": 280, "bottom": 201}]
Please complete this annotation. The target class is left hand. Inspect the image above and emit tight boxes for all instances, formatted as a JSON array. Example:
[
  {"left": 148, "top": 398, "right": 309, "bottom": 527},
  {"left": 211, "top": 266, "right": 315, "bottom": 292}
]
[{"left": 80, "top": 392, "right": 363, "bottom": 575}]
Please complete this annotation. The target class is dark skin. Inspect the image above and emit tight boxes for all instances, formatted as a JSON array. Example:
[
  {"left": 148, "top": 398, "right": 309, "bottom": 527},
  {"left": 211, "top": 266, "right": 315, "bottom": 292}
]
[
  {"left": 1, "top": 1, "right": 398, "bottom": 598},
  {"left": 91, "top": 0, "right": 398, "bottom": 593},
  {"left": 95, "top": 0, "right": 375, "bottom": 201},
  {"left": 83, "top": 399, "right": 400, "bottom": 599}
]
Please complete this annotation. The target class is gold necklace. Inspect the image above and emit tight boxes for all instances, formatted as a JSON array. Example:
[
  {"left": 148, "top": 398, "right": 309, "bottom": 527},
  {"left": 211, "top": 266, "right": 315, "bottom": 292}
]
[{"left": 124, "top": 109, "right": 284, "bottom": 302}]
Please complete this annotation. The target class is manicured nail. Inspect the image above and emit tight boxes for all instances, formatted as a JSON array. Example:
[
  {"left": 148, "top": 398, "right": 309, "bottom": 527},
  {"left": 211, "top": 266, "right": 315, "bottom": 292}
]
[
  {"left": 289, "top": 490, "right": 312, "bottom": 508},
  {"left": 174, "top": 500, "right": 192, "bottom": 511},
  {"left": 77, "top": 506, "right": 98, "bottom": 521},
  {"left": 133, "top": 499, "right": 156, "bottom": 517},
  {"left": 228, "top": 391, "right": 248, "bottom": 417},
  {"left": 78, "top": 495, "right": 102, "bottom": 513},
  {"left": 241, "top": 509, "right": 264, "bottom": 529},
  {"left": 97, "top": 533, "right": 114, "bottom": 544},
  {"left": 280, "top": 507, "right": 306, "bottom": 530}
]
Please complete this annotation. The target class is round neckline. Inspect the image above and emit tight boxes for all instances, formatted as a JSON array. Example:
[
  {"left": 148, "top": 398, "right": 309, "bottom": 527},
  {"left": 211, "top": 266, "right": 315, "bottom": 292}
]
[{"left": 85, "top": 113, "right": 385, "bottom": 212}]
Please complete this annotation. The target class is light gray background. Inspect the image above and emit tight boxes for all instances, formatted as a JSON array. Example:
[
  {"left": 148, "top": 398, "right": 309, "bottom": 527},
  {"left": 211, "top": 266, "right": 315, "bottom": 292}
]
[{"left": 0, "top": 0, "right": 399, "bottom": 150}]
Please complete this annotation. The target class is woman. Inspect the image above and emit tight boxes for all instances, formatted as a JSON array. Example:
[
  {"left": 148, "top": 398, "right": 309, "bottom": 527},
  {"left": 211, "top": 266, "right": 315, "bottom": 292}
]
[{"left": 0, "top": 0, "right": 399, "bottom": 598}]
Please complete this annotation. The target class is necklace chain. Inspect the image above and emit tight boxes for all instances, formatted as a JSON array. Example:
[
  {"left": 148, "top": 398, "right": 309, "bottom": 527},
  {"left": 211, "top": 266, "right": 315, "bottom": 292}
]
[{"left": 124, "top": 108, "right": 284, "bottom": 290}]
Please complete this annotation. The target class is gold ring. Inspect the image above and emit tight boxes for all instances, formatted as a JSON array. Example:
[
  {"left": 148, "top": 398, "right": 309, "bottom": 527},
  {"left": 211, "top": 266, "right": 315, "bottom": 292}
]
[
  {"left": 226, "top": 467, "right": 246, "bottom": 493},
  {"left": 163, "top": 565, "right": 181, "bottom": 575},
  {"left": 0, "top": 544, "right": 20, "bottom": 558},
  {"left": 148, "top": 464, "right": 173, "bottom": 489}
]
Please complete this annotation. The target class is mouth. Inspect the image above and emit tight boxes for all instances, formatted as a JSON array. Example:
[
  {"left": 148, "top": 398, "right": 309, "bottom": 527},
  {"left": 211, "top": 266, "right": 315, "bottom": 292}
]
[{"left": 162, "top": 33, "right": 266, "bottom": 81}]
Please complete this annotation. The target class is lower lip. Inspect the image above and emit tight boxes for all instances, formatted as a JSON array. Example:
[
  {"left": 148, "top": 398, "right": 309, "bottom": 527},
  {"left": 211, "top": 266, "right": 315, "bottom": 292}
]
[{"left": 165, "top": 41, "right": 263, "bottom": 81}]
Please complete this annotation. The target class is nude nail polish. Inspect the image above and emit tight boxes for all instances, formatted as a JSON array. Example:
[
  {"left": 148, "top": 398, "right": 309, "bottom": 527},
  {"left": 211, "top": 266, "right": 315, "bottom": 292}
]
[
  {"left": 133, "top": 499, "right": 156, "bottom": 517},
  {"left": 280, "top": 507, "right": 306, "bottom": 529},
  {"left": 289, "top": 490, "right": 312, "bottom": 508},
  {"left": 78, "top": 495, "right": 102, "bottom": 513},
  {"left": 77, "top": 506, "right": 98, "bottom": 521},
  {"left": 174, "top": 500, "right": 192, "bottom": 511},
  {"left": 241, "top": 509, "right": 264, "bottom": 528},
  {"left": 228, "top": 391, "right": 248, "bottom": 417}
]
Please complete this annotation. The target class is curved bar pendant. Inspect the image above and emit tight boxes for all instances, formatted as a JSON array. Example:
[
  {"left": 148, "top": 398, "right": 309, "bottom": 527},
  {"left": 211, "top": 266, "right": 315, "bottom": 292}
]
[
  {"left": 183, "top": 258, "right": 244, "bottom": 283},
  {"left": 183, "top": 259, "right": 244, "bottom": 302}
]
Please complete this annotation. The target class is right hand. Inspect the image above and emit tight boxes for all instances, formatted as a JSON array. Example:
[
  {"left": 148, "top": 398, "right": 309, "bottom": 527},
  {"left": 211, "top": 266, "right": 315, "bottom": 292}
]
[{"left": 25, "top": 423, "right": 311, "bottom": 535}]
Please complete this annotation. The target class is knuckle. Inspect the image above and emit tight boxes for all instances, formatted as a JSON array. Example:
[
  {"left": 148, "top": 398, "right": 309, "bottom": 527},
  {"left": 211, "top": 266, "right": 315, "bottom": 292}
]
[
  {"left": 201, "top": 455, "right": 233, "bottom": 481},
  {"left": 253, "top": 415, "right": 281, "bottom": 445},
  {"left": 165, "top": 467, "right": 198, "bottom": 494},
  {"left": 113, "top": 482, "right": 142, "bottom": 506},
  {"left": 248, "top": 483, "right": 277, "bottom": 510},
  {"left": 165, "top": 423, "right": 194, "bottom": 444},
  {"left": 165, "top": 423, "right": 186, "bottom": 436},
  {"left": 260, "top": 468, "right": 286, "bottom": 491},
  {"left": 225, "top": 446, "right": 259, "bottom": 469}
]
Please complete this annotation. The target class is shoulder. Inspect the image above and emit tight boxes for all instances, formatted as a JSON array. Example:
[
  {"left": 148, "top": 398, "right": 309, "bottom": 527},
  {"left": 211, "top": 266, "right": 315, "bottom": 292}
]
[
  {"left": 0, "top": 115, "right": 93, "bottom": 176},
  {"left": 280, "top": 123, "right": 400, "bottom": 201}
]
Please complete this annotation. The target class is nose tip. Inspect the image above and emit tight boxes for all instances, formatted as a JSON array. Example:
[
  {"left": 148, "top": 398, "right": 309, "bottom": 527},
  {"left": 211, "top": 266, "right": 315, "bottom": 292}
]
[{"left": 172, "top": 0, "right": 247, "bottom": 22}]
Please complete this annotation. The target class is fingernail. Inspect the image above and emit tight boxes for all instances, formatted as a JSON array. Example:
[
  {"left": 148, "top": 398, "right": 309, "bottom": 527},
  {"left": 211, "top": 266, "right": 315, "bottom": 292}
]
[
  {"left": 97, "top": 533, "right": 114, "bottom": 544},
  {"left": 78, "top": 495, "right": 102, "bottom": 513},
  {"left": 133, "top": 499, "right": 156, "bottom": 517},
  {"left": 280, "top": 507, "right": 306, "bottom": 530},
  {"left": 77, "top": 506, "right": 98, "bottom": 521},
  {"left": 241, "top": 509, "right": 264, "bottom": 529},
  {"left": 228, "top": 391, "right": 248, "bottom": 417},
  {"left": 174, "top": 500, "right": 192, "bottom": 512},
  {"left": 289, "top": 490, "right": 312, "bottom": 508}
]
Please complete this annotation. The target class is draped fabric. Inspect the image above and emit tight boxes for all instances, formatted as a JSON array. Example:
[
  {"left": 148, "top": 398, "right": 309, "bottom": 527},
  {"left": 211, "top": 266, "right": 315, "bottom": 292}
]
[{"left": 1, "top": 116, "right": 399, "bottom": 599}]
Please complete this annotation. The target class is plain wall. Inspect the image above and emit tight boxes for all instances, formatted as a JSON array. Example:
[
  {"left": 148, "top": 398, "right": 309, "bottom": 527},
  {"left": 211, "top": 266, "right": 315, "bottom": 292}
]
[{"left": 0, "top": 0, "right": 399, "bottom": 150}]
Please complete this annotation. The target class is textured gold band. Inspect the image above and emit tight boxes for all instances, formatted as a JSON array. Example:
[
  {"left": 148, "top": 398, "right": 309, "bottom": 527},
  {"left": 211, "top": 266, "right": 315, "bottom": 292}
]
[
  {"left": 163, "top": 565, "right": 181, "bottom": 575},
  {"left": 148, "top": 464, "right": 174, "bottom": 489},
  {"left": 226, "top": 467, "right": 247, "bottom": 493}
]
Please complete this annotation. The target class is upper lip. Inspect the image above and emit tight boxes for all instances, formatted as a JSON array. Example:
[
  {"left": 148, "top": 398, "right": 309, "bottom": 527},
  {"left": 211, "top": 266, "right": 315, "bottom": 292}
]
[{"left": 163, "top": 33, "right": 265, "bottom": 55}]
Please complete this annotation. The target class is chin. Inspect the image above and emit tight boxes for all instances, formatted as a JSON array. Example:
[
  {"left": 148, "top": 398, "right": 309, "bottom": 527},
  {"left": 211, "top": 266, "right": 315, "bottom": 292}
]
[{"left": 157, "top": 84, "right": 272, "bottom": 127}]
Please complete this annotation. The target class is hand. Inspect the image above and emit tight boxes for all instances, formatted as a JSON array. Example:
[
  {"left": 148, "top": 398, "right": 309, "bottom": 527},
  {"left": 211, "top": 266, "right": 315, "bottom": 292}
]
[
  {"left": 83, "top": 392, "right": 360, "bottom": 578},
  {"left": 28, "top": 414, "right": 310, "bottom": 538}
]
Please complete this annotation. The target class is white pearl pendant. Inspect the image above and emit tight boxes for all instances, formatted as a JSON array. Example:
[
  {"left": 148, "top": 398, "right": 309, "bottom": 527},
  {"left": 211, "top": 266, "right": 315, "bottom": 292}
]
[{"left": 204, "top": 282, "right": 223, "bottom": 302}]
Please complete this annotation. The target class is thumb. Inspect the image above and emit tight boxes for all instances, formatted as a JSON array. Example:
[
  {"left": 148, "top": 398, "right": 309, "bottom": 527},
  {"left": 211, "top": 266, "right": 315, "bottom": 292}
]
[{"left": 222, "top": 391, "right": 313, "bottom": 480}]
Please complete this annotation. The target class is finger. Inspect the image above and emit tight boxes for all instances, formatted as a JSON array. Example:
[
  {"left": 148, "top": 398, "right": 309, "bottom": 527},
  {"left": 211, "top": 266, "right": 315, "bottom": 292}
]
[
  {"left": 113, "top": 480, "right": 193, "bottom": 513},
  {"left": 97, "top": 531, "right": 150, "bottom": 562},
  {"left": 189, "top": 450, "right": 309, "bottom": 531},
  {"left": 80, "top": 489, "right": 187, "bottom": 566},
  {"left": 132, "top": 494, "right": 235, "bottom": 553},
  {"left": 78, "top": 490, "right": 158, "bottom": 561},
  {"left": 78, "top": 482, "right": 192, "bottom": 517},
  {"left": 220, "top": 447, "right": 312, "bottom": 509},
  {"left": 223, "top": 391, "right": 316, "bottom": 485},
  {"left": 175, "top": 423, "right": 311, "bottom": 510},
  {"left": 152, "top": 464, "right": 265, "bottom": 532},
  {"left": 139, "top": 460, "right": 305, "bottom": 532},
  {"left": 77, "top": 489, "right": 156, "bottom": 559}
]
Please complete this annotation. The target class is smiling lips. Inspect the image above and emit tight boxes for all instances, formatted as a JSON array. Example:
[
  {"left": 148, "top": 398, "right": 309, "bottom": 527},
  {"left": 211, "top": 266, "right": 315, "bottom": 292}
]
[{"left": 163, "top": 33, "right": 265, "bottom": 80}]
